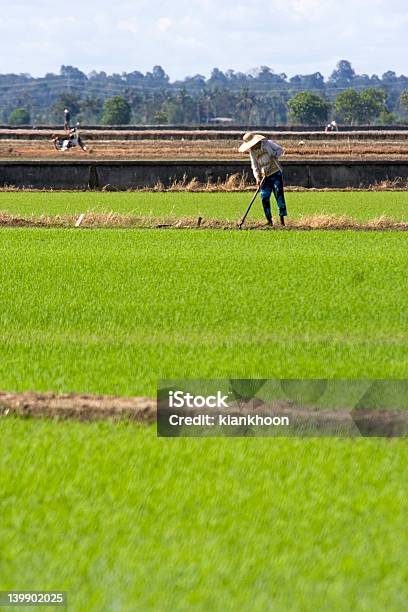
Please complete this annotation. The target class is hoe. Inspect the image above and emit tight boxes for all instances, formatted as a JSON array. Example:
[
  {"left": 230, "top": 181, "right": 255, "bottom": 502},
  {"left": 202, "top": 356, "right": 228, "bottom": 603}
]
[{"left": 237, "top": 178, "right": 265, "bottom": 229}]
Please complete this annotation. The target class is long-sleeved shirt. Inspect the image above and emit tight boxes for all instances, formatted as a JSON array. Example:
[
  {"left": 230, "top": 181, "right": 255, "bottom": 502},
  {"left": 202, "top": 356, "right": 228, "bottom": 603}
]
[{"left": 250, "top": 139, "right": 284, "bottom": 181}]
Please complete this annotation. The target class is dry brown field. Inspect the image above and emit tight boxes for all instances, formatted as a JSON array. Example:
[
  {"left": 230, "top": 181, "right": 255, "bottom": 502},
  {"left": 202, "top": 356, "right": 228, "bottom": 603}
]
[{"left": 1, "top": 128, "right": 407, "bottom": 160}]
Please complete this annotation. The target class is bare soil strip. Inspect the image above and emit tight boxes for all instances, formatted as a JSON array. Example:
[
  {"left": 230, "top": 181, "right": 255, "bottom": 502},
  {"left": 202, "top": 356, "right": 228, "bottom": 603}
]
[
  {"left": 0, "top": 212, "right": 406, "bottom": 231},
  {"left": 2, "top": 135, "right": 408, "bottom": 161},
  {"left": 0, "top": 391, "right": 156, "bottom": 423},
  {"left": 1, "top": 391, "right": 406, "bottom": 436}
]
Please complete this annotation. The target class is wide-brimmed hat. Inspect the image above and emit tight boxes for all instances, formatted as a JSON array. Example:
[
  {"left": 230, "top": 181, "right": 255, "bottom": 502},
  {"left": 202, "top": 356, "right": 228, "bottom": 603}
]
[{"left": 239, "top": 132, "right": 266, "bottom": 153}]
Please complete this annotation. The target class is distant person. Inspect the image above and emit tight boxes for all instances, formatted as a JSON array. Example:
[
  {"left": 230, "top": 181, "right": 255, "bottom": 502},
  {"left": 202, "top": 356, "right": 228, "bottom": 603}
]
[
  {"left": 239, "top": 133, "right": 287, "bottom": 226},
  {"left": 64, "top": 108, "right": 71, "bottom": 131},
  {"left": 60, "top": 127, "right": 87, "bottom": 151},
  {"left": 325, "top": 120, "right": 339, "bottom": 133}
]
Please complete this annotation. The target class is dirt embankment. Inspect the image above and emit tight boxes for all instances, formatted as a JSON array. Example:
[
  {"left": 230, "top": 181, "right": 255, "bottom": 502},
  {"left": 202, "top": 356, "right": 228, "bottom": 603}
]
[
  {"left": 0, "top": 212, "right": 406, "bottom": 231},
  {"left": 0, "top": 391, "right": 155, "bottom": 422},
  {"left": 1, "top": 391, "right": 406, "bottom": 436},
  {"left": 2, "top": 134, "right": 408, "bottom": 161}
]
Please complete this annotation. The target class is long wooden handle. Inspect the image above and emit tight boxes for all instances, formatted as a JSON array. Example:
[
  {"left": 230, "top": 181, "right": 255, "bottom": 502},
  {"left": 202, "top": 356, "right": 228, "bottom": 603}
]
[
  {"left": 238, "top": 178, "right": 265, "bottom": 228},
  {"left": 238, "top": 186, "right": 260, "bottom": 228}
]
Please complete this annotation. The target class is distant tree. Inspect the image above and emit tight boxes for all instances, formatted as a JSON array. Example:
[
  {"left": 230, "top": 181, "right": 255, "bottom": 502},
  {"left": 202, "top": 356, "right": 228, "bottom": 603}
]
[
  {"left": 358, "top": 89, "right": 387, "bottom": 123},
  {"left": 262, "top": 92, "right": 289, "bottom": 124},
  {"left": 8, "top": 108, "right": 30, "bottom": 125},
  {"left": 334, "top": 89, "right": 361, "bottom": 124},
  {"left": 127, "top": 91, "right": 146, "bottom": 122},
  {"left": 60, "top": 65, "right": 87, "bottom": 81},
  {"left": 400, "top": 90, "right": 408, "bottom": 112},
  {"left": 256, "top": 66, "right": 286, "bottom": 85},
  {"left": 196, "top": 92, "right": 212, "bottom": 123},
  {"left": 288, "top": 92, "right": 331, "bottom": 125},
  {"left": 78, "top": 96, "right": 103, "bottom": 123},
  {"left": 152, "top": 65, "right": 169, "bottom": 82},
  {"left": 145, "top": 65, "right": 169, "bottom": 87},
  {"left": 206, "top": 86, "right": 236, "bottom": 119},
  {"left": 52, "top": 93, "right": 81, "bottom": 122},
  {"left": 3, "top": 60, "right": 408, "bottom": 126},
  {"left": 329, "top": 60, "right": 356, "bottom": 85},
  {"left": 125, "top": 70, "right": 145, "bottom": 85},
  {"left": 207, "top": 68, "right": 228, "bottom": 88},
  {"left": 102, "top": 96, "right": 131, "bottom": 125},
  {"left": 352, "top": 73, "right": 372, "bottom": 89},
  {"left": 335, "top": 88, "right": 387, "bottom": 124},
  {"left": 378, "top": 110, "right": 397, "bottom": 125},
  {"left": 235, "top": 88, "right": 255, "bottom": 123},
  {"left": 163, "top": 100, "right": 184, "bottom": 123},
  {"left": 154, "top": 110, "right": 168, "bottom": 124},
  {"left": 176, "top": 74, "right": 206, "bottom": 91},
  {"left": 176, "top": 89, "right": 199, "bottom": 123},
  {"left": 382, "top": 71, "right": 397, "bottom": 84},
  {"left": 290, "top": 72, "right": 325, "bottom": 91},
  {"left": 88, "top": 70, "right": 108, "bottom": 83}
]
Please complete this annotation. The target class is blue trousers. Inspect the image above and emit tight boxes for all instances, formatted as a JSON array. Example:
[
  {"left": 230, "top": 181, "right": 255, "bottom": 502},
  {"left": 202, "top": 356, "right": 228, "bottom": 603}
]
[{"left": 260, "top": 171, "right": 287, "bottom": 221}]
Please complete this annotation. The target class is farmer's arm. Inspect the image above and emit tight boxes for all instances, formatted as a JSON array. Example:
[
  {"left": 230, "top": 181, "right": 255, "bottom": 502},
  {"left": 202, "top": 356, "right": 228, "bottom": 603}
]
[
  {"left": 265, "top": 140, "right": 284, "bottom": 158},
  {"left": 250, "top": 151, "right": 261, "bottom": 183}
]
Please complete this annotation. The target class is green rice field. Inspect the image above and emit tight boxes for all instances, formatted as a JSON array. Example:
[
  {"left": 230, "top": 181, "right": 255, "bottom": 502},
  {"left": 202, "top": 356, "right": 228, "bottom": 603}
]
[
  {"left": 0, "top": 189, "right": 407, "bottom": 221},
  {"left": 0, "top": 229, "right": 406, "bottom": 393},
  {"left": 1, "top": 421, "right": 406, "bottom": 611},
  {"left": 0, "top": 191, "right": 407, "bottom": 611}
]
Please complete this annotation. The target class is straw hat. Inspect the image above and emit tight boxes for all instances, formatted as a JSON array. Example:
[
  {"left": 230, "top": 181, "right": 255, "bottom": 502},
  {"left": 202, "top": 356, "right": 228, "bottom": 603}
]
[{"left": 239, "top": 132, "right": 266, "bottom": 153}]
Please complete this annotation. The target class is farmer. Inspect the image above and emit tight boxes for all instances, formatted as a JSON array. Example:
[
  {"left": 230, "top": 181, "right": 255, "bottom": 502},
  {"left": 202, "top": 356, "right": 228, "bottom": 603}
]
[
  {"left": 64, "top": 108, "right": 71, "bottom": 131},
  {"left": 325, "top": 120, "right": 338, "bottom": 132},
  {"left": 239, "top": 132, "right": 287, "bottom": 226},
  {"left": 61, "top": 127, "right": 87, "bottom": 151}
]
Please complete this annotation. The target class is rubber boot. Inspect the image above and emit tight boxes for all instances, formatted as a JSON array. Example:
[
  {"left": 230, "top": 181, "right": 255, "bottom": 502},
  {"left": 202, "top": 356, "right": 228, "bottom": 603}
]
[
  {"left": 262, "top": 199, "right": 273, "bottom": 226},
  {"left": 280, "top": 215, "right": 285, "bottom": 226}
]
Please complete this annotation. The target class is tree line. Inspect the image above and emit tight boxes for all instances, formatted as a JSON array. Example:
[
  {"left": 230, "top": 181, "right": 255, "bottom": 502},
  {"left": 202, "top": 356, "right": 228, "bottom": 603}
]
[{"left": 2, "top": 60, "right": 408, "bottom": 126}]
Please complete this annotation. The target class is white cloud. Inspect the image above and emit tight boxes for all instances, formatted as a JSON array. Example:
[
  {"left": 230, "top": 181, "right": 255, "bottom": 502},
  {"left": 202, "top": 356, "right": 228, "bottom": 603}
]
[
  {"left": 291, "top": 0, "right": 322, "bottom": 15},
  {"left": 0, "top": 0, "right": 407, "bottom": 79},
  {"left": 117, "top": 18, "right": 140, "bottom": 34},
  {"left": 157, "top": 17, "right": 172, "bottom": 33},
  {"left": 31, "top": 16, "right": 76, "bottom": 30}
]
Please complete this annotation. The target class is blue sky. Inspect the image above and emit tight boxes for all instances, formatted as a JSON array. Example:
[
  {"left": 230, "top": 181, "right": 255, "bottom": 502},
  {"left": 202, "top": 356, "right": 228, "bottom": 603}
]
[{"left": 0, "top": 0, "right": 407, "bottom": 79}]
